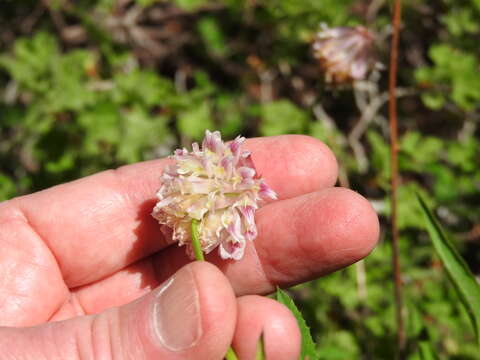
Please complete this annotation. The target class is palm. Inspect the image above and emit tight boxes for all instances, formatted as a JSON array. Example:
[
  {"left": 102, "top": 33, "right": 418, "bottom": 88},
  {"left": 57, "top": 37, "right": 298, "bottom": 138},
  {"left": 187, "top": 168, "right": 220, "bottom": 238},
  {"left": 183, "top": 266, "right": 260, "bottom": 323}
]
[{"left": 0, "top": 136, "right": 379, "bottom": 327}]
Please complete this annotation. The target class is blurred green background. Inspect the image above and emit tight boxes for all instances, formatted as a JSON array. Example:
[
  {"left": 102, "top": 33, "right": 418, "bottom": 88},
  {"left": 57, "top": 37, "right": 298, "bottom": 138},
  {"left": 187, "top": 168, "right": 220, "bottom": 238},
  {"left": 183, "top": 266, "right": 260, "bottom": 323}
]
[{"left": 1, "top": 0, "right": 480, "bottom": 358}]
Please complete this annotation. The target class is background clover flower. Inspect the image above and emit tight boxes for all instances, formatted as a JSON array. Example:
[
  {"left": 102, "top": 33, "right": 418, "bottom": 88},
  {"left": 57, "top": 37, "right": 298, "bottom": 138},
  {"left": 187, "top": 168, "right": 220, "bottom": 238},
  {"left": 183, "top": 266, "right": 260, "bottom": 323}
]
[
  {"left": 313, "top": 25, "right": 377, "bottom": 84},
  {"left": 152, "top": 130, "right": 277, "bottom": 260}
]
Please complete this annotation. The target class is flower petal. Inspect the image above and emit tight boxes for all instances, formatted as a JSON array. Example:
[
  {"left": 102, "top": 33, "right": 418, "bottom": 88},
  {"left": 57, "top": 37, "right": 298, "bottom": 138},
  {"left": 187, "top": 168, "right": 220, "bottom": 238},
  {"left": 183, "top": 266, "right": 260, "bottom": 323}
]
[{"left": 219, "top": 238, "right": 246, "bottom": 260}]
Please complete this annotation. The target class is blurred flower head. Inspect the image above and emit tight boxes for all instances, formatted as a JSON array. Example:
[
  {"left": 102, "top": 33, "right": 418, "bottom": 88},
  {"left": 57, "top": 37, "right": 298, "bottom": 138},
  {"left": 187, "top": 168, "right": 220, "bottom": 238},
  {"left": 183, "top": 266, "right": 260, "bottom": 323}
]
[
  {"left": 152, "top": 130, "right": 277, "bottom": 260},
  {"left": 313, "top": 25, "right": 377, "bottom": 84}
]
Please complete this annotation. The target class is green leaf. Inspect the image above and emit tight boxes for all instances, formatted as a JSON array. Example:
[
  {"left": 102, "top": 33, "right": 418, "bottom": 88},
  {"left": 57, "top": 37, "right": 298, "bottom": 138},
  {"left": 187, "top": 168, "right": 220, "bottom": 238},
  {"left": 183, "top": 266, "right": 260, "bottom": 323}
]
[
  {"left": 441, "top": 7, "right": 479, "bottom": 36},
  {"left": 78, "top": 103, "right": 121, "bottom": 157},
  {"left": 177, "top": 102, "right": 214, "bottom": 140},
  {"left": 418, "top": 341, "right": 438, "bottom": 360},
  {"left": 421, "top": 92, "right": 445, "bottom": 110},
  {"left": 384, "top": 183, "right": 432, "bottom": 230},
  {"left": 116, "top": 107, "right": 168, "bottom": 163},
  {"left": 260, "top": 100, "right": 308, "bottom": 136},
  {"left": 366, "top": 130, "right": 390, "bottom": 185},
  {"left": 0, "top": 32, "right": 58, "bottom": 93},
  {"left": 415, "top": 44, "right": 480, "bottom": 111},
  {"left": 256, "top": 332, "right": 266, "bottom": 360},
  {"left": 45, "top": 152, "right": 75, "bottom": 174},
  {"left": 215, "top": 95, "right": 244, "bottom": 137},
  {"left": 135, "top": 0, "right": 157, "bottom": 6},
  {"left": 197, "top": 17, "right": 229, "bottom": 57},
  {"left": 173, "top": 0, "right": 207, "bottom": 11},
  {"left": 417, "top": 194, "right": 480, "bottom": 344},
  {"left": 276, "top": 288, "right": 317, "bottom": 360},
  {"left": 0, "top": 173, "right": 17, "bottom": 201},
  {"left": 316, "top": 330, "right": 360, "bottom": 359},
  {"left": 224, "top": 347, "right": 238, "bottom": 360},
  {"left": 112, "top": 70, "right": 174, "bottom": 107}
]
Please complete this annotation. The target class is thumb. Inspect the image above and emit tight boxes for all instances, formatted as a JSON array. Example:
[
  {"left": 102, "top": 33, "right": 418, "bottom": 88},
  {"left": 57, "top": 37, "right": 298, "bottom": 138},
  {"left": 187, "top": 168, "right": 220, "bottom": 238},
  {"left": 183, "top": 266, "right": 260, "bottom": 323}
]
[{"left": 0, "top": 262, "right": 237, "bottom": 359}]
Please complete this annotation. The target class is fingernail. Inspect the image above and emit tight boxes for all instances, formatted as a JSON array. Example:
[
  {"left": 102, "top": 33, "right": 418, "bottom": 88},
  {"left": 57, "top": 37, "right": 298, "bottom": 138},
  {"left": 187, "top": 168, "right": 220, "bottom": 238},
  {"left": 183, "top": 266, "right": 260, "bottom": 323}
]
[{"left": 153, "top": 267, "right": 203, "bottom": 351}]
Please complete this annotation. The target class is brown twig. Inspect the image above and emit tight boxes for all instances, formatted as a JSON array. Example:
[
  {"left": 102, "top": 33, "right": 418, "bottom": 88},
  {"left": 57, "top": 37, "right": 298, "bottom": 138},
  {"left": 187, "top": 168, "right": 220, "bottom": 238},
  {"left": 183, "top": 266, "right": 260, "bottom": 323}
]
[
  {"left": 388, "top": 0, "right": 405, "bottom": 356},
  {"left": 42, "top": 0, "right": 66, "bottom": 31}
]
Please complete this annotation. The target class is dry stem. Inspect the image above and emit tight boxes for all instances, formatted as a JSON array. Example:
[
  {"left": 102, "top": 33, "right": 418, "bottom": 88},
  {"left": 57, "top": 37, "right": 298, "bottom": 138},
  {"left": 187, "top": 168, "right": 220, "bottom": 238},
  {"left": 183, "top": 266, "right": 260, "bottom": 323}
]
[{"left": 389, "top": 0, "right": 405, "bottom": 356}]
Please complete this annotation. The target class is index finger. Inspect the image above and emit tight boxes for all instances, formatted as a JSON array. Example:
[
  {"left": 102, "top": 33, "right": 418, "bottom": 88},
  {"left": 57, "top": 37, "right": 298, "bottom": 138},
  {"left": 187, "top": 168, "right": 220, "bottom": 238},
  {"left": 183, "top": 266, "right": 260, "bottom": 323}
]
[{"left": 1, "top": 135, "right": 338, "bottom": 288}]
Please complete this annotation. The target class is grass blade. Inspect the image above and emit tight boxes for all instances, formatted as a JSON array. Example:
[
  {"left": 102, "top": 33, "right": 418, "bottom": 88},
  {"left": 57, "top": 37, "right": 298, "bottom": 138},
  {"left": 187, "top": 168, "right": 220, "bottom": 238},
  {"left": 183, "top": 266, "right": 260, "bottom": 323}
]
[{"left": 417, "top": 193, "right": 480, "bottom": 344}]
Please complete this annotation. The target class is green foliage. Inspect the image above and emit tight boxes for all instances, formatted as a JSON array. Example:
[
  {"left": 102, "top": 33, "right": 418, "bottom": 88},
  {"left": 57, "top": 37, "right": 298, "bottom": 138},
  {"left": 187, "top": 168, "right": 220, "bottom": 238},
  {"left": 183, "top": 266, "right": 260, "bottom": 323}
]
[
  {"left": 177, "top": 102, "right": 214, "bottom": 139},
  {"left": 416, "top": 45, "right": 480, "bottom": 110},
  {"left": 172, "top": 0, "right": 208, "bottom": 11},
  {"left": 198, "top": 17, "right": 229, "bottom": 58},
  {"left": 367, "top": 130, "right": 391, "bottom": 185},
  {"left": 265, "top": 0, "right": 355, "bottom": 42},
  {"left": 442, "top": 7, "right": 479, "bottom": 36},
  {"left": 0, "top": 174, "right": 17, "bottom": 200},
  {"left": 417, "top": 341, "right": 438, "bottom": 360},
  {"left": 367, "top": 128, "right": 480, "bottom": 230},
  {"left": 260, "top": 100, "right": 308, "bottom": 136}
]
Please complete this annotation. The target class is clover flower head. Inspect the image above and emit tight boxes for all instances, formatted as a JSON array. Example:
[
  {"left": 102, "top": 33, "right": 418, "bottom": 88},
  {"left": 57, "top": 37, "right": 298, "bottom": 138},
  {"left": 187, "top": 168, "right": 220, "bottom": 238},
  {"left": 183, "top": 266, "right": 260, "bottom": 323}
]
[
  {"left": 152, "top": 130, "right": 277, "bottom": 260},
  {"left": 313, "top": 25, "right": 377, "bottom": 84}
]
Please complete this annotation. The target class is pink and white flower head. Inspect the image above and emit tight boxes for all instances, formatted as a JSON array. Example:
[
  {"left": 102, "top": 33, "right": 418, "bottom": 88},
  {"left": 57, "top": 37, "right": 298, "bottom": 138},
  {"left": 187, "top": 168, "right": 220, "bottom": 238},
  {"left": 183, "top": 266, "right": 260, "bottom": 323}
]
[
  {"left": 152, "top": 130, "right": 277, "bottom": 260},
  {"left": 313, "top": 25, "right": 377, "bottom": 84}
]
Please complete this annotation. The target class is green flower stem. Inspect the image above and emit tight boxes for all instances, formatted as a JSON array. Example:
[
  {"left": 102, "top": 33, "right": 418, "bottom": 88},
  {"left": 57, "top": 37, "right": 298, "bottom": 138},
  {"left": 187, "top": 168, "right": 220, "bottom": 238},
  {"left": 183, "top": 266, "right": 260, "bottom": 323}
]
[
  {"left": 191, "top": 219, "right": 205, "bottom": 261},
  {"left": 190, "top": 219, "right": 238, "bottom": 360}
]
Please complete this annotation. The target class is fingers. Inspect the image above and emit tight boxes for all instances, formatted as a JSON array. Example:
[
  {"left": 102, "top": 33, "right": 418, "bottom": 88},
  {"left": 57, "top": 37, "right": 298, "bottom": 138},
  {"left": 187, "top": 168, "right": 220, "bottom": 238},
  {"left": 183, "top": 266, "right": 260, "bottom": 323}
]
[
  {"left": 155, "top": 187, "right": 379, "bottom": 295},
  {"left": 232, "top": 295, "right": 301, "bottom": 360},
  {"left": 245, "top": 135, "right": 338, "bottom": 199},
  {"left": 0, "top": 262, "right": 301, "bottom": 360},
  {"left": 0, "top": 262, "right": 237, "bottom": 360},
  {"left": 73, "top": 187, "right": 378, "bottom": 313},
  {"left": 0, "top": 209, "right": 68, "bottom": 326},
  {"left": 0, "top": 135, "right": 337, "bottom": 288}
]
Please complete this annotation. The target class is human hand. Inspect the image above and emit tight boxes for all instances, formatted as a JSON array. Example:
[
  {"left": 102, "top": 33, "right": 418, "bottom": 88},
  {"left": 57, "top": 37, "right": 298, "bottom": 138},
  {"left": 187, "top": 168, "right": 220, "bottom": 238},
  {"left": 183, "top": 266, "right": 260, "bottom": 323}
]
[{"left": 0, "top": 135, "right": 379, "bottom": 359}]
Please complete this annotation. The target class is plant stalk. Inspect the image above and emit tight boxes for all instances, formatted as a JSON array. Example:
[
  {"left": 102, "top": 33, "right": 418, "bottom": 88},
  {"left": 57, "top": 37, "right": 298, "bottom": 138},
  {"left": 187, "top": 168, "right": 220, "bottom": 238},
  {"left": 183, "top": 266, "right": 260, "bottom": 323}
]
[
  {"left": 190, "top": 220, "right": 238, "bottom": 360},
  {"left": 388, "top": 0, "right": 405, "bottom": 356},
  {"left": 191, "top": 219, "right": 205, "bottom": 261}
]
